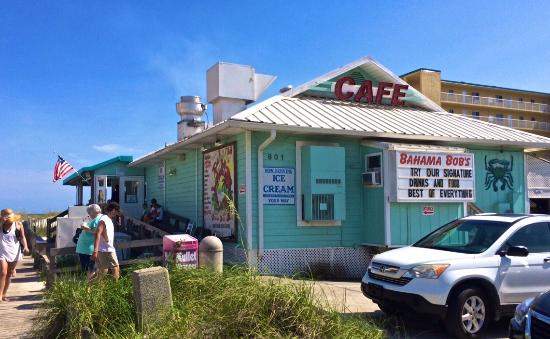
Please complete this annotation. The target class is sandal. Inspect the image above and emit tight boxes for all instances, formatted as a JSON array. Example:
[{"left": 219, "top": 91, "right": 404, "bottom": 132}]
[{"left": 2, "top": 296, "right": 9, "bottom": 302}]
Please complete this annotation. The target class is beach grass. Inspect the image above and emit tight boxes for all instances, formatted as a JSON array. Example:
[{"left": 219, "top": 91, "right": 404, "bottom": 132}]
[{"left": 35, "top": 265, "right": 384, "bottom": 338}]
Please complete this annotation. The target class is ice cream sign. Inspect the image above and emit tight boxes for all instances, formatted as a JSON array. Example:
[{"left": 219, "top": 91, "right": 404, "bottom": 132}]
[
  {"left": 395, "top": 151, "right": 475, "bottom": 202},
  {"left": 333, "top": 77, "right": 409, "bottom": 106},
  {"left": 263, "top": 167, "right": 295, "bottom": 205}
]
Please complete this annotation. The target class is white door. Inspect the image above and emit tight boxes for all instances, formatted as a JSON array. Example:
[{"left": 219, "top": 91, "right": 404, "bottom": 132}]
[
  {"left": 498, "top": 222, "right": 550, "bottom": 304},
  {"left": 119, "top": 176, "right": 144, "bottom": 218},
  {"left": 94, "top": 175, "right": 108, "bottom": 204}
]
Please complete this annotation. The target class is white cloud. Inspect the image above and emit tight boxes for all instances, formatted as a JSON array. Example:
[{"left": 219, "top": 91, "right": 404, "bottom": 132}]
[{"left": 92, "top": 144, "right": 139, "bottom": 154}]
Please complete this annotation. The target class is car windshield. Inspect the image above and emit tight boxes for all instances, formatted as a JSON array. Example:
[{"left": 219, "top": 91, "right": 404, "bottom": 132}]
[{"left": 413, "top": 219, "right": 513, "bottom": 254}]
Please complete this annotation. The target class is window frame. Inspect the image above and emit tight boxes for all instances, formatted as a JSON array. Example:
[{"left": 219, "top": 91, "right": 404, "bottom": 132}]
[
  {"left": 500, "top": 222, "right": 550, "bottom": 254},
  {"left": 364, "top": 152, "right": 383, "bottom": 187}
]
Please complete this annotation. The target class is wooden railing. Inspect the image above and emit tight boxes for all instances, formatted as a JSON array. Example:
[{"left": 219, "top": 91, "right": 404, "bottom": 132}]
[
  {"left": 46, "top": 209, "right": 68, "bottom": 243},
  {"left": 467, "top": 202, "right": 484, "bottom": 216},
  {"left": 38, "top": 218, "right": 168, "bottom": 288}
]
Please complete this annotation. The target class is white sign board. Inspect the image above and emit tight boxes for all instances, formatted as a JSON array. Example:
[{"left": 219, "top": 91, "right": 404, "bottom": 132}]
[
  {"left": 56, "top": 216, "right": 89, "bottom": 249},
  {"left": 396, "top": 151, "right": 475, "bottom": 202},
  {"left": 263, "top": 167, "right": 295, "bottom": 205},
  {"left": 68, "top": 206, "right": 88, "bottom": 218}
]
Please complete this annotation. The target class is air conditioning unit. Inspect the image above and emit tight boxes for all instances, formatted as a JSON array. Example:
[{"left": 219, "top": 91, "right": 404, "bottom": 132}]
[
  {"left": 302, "top": 146, "right": 346, "bottom": 221},
  {"left": 362, "top": 171, "right": 381, "bottom": 186},
  {"left": 308, "top": 194, "right": 335, "bottom": 220}
]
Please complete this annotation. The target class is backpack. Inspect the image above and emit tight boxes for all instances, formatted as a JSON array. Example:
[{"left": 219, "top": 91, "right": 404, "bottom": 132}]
[{"left": 73, "top": 228, "right": 82, "bottom": 244}]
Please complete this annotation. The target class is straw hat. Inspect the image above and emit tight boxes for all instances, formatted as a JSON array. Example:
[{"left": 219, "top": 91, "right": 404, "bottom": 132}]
[{"left": 1, "top": 208, "right": 22, "bottom": 223}]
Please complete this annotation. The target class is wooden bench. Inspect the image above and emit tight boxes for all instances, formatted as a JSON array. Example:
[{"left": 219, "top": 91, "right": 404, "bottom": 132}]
[{"left": 153, "top": 210, "right": 190, "bottom": 234}]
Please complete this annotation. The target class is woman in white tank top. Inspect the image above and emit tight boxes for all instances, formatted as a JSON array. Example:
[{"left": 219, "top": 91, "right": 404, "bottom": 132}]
[{"left": 0, "top": 208, "right": 29, "bottom": 302}]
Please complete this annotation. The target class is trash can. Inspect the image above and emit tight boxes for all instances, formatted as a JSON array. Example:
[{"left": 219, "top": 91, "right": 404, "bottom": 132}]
[
  {"left": 114, "top": 232, "right": 132, "bottom": 261},
  {"left": 163, "top": 234, "right": 198, "bottom": 268}
]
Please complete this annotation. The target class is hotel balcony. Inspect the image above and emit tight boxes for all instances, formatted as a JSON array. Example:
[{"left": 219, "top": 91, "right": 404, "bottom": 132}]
[
  {"left": 467, "top": 115, "right": 550, "bottom": 132},
  {"left": 441, "top": 92, "right": 550, "bottom": 113}
]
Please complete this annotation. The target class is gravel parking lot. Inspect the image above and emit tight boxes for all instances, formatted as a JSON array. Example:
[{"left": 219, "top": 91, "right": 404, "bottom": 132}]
[{"left": 311, "top": 280, "right": 508, "bottom": 338}]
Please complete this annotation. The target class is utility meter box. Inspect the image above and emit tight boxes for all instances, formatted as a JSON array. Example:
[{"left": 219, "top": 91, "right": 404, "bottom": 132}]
[
  {"left": 301, "top": 146, "right": 346, "bottom": 221},
  {"left": 163, "top": 234, "right": 199, "bottom": 268}
]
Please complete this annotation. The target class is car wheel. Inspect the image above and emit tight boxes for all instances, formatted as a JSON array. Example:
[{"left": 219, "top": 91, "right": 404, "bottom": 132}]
[{"left": 445, "top": 287, "right": 489, "bottom": 339}]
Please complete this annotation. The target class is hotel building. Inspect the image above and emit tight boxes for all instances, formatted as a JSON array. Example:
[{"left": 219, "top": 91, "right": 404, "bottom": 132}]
[
  {"left": 401, "top": 69, "right": 550, "bottom": 211},
  {"left": 401, "top": 69, "right": 550, "bottom": 139}
]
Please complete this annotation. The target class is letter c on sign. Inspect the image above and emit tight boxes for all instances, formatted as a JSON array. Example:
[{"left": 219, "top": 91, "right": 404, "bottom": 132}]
[{"left": 334, "top": 77, "right": 355, "bottom": 100}]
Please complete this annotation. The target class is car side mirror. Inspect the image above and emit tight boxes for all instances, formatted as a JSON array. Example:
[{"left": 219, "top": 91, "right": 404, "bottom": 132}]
[{"left": 499, "top": 245, "right": 529, "bottom": 257}]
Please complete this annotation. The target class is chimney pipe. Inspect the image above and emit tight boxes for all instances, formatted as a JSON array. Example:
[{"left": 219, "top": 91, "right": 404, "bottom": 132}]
[{"left": 176, "top": 96, "right": 206, "bottom": 141}]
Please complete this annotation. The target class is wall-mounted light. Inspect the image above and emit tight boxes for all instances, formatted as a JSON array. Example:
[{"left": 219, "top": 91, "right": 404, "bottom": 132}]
[
  {"left": 168, "top": 167, "right": 177, "bottom": 176},
  {"left": 214, "top": 139, "right": 222, "bottom": 147}
]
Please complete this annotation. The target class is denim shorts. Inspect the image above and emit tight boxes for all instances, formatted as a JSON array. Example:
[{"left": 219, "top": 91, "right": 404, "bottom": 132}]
[{"left": 78, "top": 253, "right": 96, "bottom": 272}]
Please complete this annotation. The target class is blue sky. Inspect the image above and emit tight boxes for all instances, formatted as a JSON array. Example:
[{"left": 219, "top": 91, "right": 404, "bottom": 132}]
[{"left": 2, "top": 1, "right": 550, "bottom": 212}]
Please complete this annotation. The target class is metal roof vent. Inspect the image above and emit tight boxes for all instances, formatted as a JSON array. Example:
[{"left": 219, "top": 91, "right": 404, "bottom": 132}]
[
  {"left": 279, "top": 85, "right": 293, "bottom": 93},
  {"left": 207, "top": 62, "right": 277, "bottom": 124},
  {"left": 176, "top": 96, "right": 206, "bottom": 141}
]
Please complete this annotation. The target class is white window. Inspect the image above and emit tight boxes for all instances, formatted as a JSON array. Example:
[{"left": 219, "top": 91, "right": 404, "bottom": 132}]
[{"left": 364, "top": 153, "right": 383, "bottom": 186}]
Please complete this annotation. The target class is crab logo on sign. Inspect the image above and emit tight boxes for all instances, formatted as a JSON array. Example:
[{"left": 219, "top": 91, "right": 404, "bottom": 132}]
[{"left": 484, "top": 156, "right": 514, "bottom": 192}]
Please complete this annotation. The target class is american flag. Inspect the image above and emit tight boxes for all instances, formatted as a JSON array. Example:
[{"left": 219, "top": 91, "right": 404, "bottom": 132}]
[{"left": 53, "top": 156, "right": 75, "bottom": 182}]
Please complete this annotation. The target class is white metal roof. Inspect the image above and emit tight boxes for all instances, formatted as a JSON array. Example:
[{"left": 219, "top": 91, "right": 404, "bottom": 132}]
[
  {"left": 230, "top": 96, "right": 550, "bottom": 147},
  {"left": 130, "top": 95, "right": 550, "bottom": 167}
]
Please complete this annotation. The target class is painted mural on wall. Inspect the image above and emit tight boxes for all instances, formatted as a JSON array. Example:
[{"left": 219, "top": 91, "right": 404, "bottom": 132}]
[
  {"left": 484, "top": 156, "right": 514, "bottom": 191},
  {"left": 203, "top": 143, "right": 236, "bottom": 240}
]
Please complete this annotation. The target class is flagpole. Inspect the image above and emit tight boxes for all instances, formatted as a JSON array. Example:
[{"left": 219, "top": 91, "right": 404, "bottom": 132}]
[
  {"left": 61, "top": 155, "right": 90, "bottom": 185},
  {"left": 73, "top": 168, "right": 90, "bottom": 185},
  {"left": 55, "top": 154, "right": 90, "bottom": 185}
]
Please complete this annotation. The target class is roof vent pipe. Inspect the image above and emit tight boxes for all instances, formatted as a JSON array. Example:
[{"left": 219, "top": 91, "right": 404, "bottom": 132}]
[
  {"left": 176, "top": 96, "right": 206, "bottom": 141},
  {"left": 279, "top": 85, "right": 293, "bottom": 93}
]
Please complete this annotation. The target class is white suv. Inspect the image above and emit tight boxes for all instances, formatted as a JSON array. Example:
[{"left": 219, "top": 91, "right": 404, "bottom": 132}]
[{"left": 361, "top": 214, "right": 550, "bottom": 338}]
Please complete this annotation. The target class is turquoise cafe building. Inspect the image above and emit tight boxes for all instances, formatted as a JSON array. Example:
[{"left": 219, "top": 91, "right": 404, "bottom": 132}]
[{"left": 126, "top": 57, "right": 550, "bottom": 278}]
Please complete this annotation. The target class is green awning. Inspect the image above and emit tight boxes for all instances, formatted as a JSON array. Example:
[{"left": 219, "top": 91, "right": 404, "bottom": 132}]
[{"left": 63, "top": 155, "right": 133, "bottom": 186}]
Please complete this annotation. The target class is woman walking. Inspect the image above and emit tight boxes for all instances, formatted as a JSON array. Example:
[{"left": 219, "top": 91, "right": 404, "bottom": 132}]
[
  {"left": 0, "top": 208, "right": 29, "bottom": 302},
  {"left": 76, "top": 204, "right": 102, "bottom": 280}
]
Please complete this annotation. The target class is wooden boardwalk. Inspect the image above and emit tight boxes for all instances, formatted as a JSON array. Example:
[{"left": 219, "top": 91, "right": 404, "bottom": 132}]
[{"left": 0, "top": 257, "right": 44, "bottom": 339}]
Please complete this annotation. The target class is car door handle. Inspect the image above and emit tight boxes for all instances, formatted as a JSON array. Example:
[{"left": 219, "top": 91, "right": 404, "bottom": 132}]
[{"left": 544, "top": 257, "right": 550, "bottom": 263}]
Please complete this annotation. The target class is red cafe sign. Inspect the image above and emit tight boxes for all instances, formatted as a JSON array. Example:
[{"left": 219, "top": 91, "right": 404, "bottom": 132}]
[{"left": 333, "top": 77, "right": 409, "bottom": 106}]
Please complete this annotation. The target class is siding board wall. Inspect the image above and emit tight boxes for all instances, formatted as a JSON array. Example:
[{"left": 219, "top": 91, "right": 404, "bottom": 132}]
[
  {"left": 253, "top": 132, "right": 366, "bottom": 249},
  {"left": 471, "top": 149, "right": 525, "bottom": 213}
]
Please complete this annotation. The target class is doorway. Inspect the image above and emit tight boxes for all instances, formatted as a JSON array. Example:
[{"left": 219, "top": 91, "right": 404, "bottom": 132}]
[{"left": 530, "top": 199, "right": 550, "bottom": 214}]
